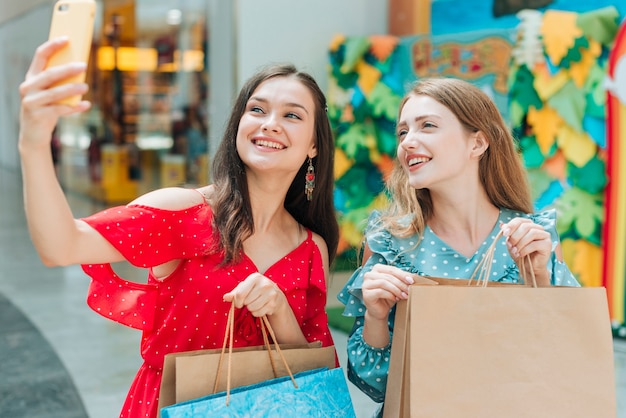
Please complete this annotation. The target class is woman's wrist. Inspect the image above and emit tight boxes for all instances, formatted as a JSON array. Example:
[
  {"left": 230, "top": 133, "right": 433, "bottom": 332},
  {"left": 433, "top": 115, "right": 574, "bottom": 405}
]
[
  {"left": 363, "top": 310, "right": 391, "bottom": 348},
  {"left": 18, "top": 135, "right": 52, "bottom": 157}
]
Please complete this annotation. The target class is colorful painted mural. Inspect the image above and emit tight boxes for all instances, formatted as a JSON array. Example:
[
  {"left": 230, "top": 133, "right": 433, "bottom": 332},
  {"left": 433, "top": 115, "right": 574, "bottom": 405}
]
[
  {"left": 328, "top": 30, "right": 516, "bottom": 262},
  {"left": 328, "top": 35, "right": 404, "bottom": 260},
  {"left": 328, "top": 6, "right": 625, "bottom": 335},
  {"left": 508, "top": 6, "right": 622, "bottom": 335},
  {"left": 399, "top": 29, "right": 514, "bottom": 119}
]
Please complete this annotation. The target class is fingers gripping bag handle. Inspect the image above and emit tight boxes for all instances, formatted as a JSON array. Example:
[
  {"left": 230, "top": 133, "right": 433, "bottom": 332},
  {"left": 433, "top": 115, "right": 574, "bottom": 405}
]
[
  {"left": 213, "top": 302, "right": 298, "bottom": 405},
  {"left": 467, "top": 229, "right": 537, "bottom": 288}
]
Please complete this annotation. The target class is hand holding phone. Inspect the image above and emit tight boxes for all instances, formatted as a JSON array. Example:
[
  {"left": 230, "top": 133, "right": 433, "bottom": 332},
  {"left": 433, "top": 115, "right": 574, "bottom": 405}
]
[{"left": 45, "top": 0, "right": 96, "bottom": 105}]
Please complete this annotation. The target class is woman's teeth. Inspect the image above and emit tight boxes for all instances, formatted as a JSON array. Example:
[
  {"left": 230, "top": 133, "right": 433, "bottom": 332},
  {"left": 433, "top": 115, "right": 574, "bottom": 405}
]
[
  {"left": 255, "top": 139, "right": 285, "bottom": 149},
  {"left": 408, "top": 157, "right": 429, "bottom": 166}
]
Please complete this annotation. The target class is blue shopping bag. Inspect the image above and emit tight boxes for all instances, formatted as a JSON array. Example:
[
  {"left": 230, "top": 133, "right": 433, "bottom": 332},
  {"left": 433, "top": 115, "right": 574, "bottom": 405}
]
[{"left": 160, "top": 367, "right": 356, "bottom": 418}]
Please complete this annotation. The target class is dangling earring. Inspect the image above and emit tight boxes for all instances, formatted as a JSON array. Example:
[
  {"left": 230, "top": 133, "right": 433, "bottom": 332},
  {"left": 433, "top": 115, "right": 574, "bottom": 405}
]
[{"left": 305, "top": 157, "right": 315, "bottom": 201}]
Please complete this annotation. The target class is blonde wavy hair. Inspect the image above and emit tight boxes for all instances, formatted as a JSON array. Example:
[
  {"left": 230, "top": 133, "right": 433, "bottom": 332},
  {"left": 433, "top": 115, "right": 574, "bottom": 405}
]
[{"left": 379, "top": 77, "right": 533, "bottom": 239}]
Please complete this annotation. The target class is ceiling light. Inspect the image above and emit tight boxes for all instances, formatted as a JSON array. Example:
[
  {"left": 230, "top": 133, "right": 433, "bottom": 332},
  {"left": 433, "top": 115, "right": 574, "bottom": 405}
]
[{"left": 166, "top": 9, "right": 182, "bottom": 25}]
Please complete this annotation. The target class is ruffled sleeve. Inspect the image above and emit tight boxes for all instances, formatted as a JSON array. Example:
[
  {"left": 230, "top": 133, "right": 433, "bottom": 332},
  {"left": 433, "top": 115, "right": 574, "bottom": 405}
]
[
  {"left": 337, "top": 211, "right": 398, "bottom": 403},
  {"left": 529, "top": 209, "right": 580, "bottom": 287},
  {"left": 83, "top": 264, "right": 158, "bottom": 330},
  {"left": 338, "top": 263, "right": 394, "bottom": 403},
  {"left": 81, "top": 203, "right": 214, "bottom": 268},
  {"left": 80, "top": 202, "right": 215, "bottom": 330},
  {"left": 339, "top": 211, "right": 419, "bottom": 313}
]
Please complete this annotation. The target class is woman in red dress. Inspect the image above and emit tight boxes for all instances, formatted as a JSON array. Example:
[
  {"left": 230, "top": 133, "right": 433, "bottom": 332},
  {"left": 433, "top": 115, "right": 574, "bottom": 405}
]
[{"left": 18, "top": 37, "right": 339, "bottom": 418}]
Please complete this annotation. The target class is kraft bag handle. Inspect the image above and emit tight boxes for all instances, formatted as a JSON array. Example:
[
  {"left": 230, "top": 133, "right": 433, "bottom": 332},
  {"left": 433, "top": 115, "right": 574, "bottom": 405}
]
[
  {"left": 212, "top": 302, "right": 298, "bottom": 406},
  {"left": 467, "top": 229, "right": 537, "bottom": 288}
]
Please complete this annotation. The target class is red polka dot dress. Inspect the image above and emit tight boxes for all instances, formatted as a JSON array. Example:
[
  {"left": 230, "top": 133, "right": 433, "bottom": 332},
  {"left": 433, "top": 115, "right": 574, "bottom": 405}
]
[{"left": 80, "top": 201, "right": 335, "bottom": 418}]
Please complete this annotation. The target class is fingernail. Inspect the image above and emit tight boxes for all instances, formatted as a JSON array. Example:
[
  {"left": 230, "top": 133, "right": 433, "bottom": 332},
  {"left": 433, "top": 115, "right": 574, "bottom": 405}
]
[
  {"left": 401, "top": 292, "right": 408, "bottom": 299},
  {"left": 405, "top": 276, "right": 414, "bottom": 284}
]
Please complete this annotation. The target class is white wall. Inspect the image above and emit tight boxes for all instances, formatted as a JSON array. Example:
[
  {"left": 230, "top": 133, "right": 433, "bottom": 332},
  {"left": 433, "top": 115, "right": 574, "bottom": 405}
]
[
  {"left": 207, "top": 0, "right": 388, "bottom": 155},
  {"left": 237, "top": 0, "right": 387, "bottom": 90},
  {"left": 0, "top": 4, "right": 52, "bottom": 171}
]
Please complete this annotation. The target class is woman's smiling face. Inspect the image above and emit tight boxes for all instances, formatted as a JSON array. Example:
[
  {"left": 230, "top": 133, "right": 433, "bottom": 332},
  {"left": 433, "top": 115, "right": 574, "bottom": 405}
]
[
  {"left": 396, "top": 93, "right": 478, "bottom": 191},
  {"left": 236, "top": 75, "right": 317, "bottom": 175}
]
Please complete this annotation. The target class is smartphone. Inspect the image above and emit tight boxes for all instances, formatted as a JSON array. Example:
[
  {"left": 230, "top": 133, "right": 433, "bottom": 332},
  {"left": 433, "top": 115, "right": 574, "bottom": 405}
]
[{"left": 46, "top": 0, "right": 96, "bottom": 105}]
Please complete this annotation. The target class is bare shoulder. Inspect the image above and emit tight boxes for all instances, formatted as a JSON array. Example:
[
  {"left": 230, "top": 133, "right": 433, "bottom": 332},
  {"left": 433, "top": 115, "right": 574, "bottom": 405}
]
[
  {"left": 197, "top": 184, "right": 216, "bottom": 202},
  {"left": 310, "top": 231, "right": 331, "bottom": 279},
  {"left": 129, "top": 186, "right": 212, "bottom": 211},
  {"left": 310, "top": 231, "right": 329, "bottom": 258}
]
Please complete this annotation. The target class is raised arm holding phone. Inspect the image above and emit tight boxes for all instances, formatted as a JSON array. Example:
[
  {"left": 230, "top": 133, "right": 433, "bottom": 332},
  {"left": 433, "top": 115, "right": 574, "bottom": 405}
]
[{"left": 19, "top": 5, "right": 340, "bottom": 415}]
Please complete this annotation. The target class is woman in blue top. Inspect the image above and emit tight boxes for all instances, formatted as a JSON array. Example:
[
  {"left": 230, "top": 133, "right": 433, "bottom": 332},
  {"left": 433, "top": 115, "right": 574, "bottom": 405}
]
[{"left": 338, "top": 77, "right": 579, "bottom": 416}]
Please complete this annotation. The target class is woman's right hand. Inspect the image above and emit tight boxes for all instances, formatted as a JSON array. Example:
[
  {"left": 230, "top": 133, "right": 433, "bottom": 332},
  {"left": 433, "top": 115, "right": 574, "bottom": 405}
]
[
  {"left": 223, "top": 273, "right": 307, "bottom": 345},
  {"left": 18, "top": 38, "right": 106, "bottom": 268},
  {"left": 361, "top": 264, "right": 415, "bottom": 320},
  {"left": 19, "top": 37, "right": 90, "bottom": 151}
]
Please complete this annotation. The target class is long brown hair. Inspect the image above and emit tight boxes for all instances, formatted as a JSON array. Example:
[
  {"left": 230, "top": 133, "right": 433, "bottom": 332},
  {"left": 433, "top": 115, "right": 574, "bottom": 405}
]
[
  {"left": 382, "top": 77, "right": 533, "bottom": 238},
  {"left": 210, "top": 64, "right": 339, "bottom": 265}
]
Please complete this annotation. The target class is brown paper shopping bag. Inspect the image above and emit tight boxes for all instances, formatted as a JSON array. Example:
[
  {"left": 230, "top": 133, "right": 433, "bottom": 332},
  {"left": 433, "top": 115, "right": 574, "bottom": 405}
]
[
  {"left": 157, "top": 304, "right": 336, "bottom": 413},
  {"left": 160, "top": 313, "right": 356, "bottom": 418},
  {"left": 384, "top": 268, "right": 616, "bottom": 417}
]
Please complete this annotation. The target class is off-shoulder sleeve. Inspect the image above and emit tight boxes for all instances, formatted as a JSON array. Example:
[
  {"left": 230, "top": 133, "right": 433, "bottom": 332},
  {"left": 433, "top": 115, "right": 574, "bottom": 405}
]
[
  {"left": 80, "top": 202, "right": 215, "bottom": 330},
  {"left": 529, "top": 209, "right": 580, "bottom": 287},
  {"left": 82, "top": 263, "right": 158, "bottom": 330},
  {"left": 81, "top": 203, "right": 214, "bottom": 267}
]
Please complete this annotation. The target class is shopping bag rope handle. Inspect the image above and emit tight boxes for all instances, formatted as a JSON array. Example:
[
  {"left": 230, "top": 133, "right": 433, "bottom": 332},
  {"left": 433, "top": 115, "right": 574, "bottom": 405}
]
[
  {"left": 467, "top": 230, "right": 537, "bottom": 288},
  {"left": 213, "top": 302, "right": 298, "bottom": 405},
  {"left": 260, "top": 313, "right": 279, "bottom": 378}
]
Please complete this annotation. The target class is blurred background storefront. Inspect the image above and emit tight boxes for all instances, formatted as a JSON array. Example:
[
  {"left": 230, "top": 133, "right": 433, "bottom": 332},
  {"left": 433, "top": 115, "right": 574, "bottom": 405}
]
[
  {"left": 76, "top": 0, "right": 210, "bottom": 202},
  {"left": 0, "top": 0, "right": 386, "bottom": 202},
  {"left": 2, "top": 0, "right": 210, "bottom": 202}
]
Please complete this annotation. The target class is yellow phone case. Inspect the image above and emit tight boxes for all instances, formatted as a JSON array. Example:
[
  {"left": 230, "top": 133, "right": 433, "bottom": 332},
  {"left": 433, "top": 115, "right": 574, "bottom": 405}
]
[{"left": 46, "top": 0, "right": 96, "bottom": 105}]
